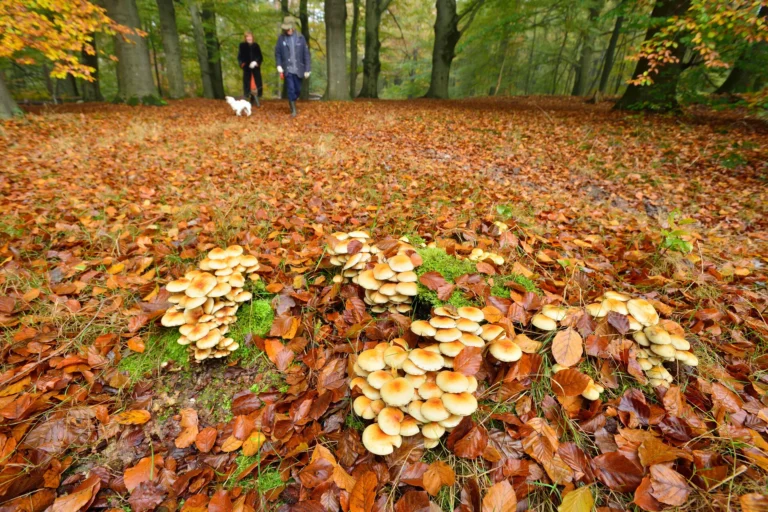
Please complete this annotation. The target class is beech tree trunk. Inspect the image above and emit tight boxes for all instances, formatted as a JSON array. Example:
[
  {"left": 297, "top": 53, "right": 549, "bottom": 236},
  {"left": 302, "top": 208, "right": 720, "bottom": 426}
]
[
  {"left": 350, "top": 0, "right": 360, "bottom": 97},
  {"left": 300, "top": 0, "right": 310, "bottom": 100},
  {"left": 571, "top": 2, "right": 602, "bottom": 96},
  {"left": 614, "top": 0, "right": 691, "bottom": 111},
  {"left": 325, "top": 0, "right": 349, "bottom": 100},
  {"left": 359, "top": 0, "right": 391, "bottom": 98},
  {"left": 598, "top": 14, "right": 623, "bottom": 94},
  {"left": 0, "top": 73, "right": 20, "bottom": 119},
  {"left": 81, "top": 34, "right": 103, "bottom": 101},
  {"left": 425, "top": 0, "right": 460, "bottom": 99},
  {"left": 104, "top": 0, "right": 157, "bottom": 101},
  {"left": 156, "top": 0, "right": 185, "bottom": 98},
  {"left": 190, "top": 1, "right": 214, "bottom": 98},
  {"left": 202, "top": 5, "right": 225, "bottom": 99}
]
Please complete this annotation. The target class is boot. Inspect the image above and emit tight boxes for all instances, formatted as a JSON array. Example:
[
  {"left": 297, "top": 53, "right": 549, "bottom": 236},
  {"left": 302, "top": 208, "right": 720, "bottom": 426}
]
[
  {"left": 253, "top": 95, "right": 260, "bottom": 108},
  {"left": 289, "top": 100, "right": 297, "bottom": 117}
]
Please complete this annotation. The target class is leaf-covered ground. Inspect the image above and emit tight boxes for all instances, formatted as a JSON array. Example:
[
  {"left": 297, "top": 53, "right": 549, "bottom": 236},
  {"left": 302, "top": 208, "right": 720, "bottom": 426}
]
[{"left": 0, "top": 98, "right": 767, "bottom": 511}]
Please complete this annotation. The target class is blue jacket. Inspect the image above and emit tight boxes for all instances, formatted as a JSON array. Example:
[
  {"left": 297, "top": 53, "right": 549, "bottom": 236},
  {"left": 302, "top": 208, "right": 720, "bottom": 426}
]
[{"left": 275, "top": 32, "right": 311, "bottom": 76}]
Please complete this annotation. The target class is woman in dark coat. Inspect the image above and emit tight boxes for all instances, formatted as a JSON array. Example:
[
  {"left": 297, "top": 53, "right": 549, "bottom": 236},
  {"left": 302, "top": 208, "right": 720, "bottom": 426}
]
[{"left": 237, "top": 31, "right": 263, "bottom": 106}]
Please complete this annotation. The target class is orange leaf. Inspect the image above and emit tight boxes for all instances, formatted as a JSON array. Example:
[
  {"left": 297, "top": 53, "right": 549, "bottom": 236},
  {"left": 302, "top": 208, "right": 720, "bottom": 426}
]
[
  {"left": 221, "top": 435, "right": 243, "bottom": 453},
  {"left": 551, "top": 328, "right": 583, "bottom": 368},
  {"left": 127, "top": 336, "right": 145, "bottom": 353},
  {"left": 195, "top": 427, "right": 217, "bottom": 453},
  {"left": 551, "top": 368, "right": 591, "bottom": 396},
  {"left": 350, "top": 471, "right": 377, "bottom": 512},
  {"left": 241, "top": 431, "right": 266, "bottom": 456},
  {"left": 482, "top": 480, "right": 517, "bottom": 512},
  {"left": 124, "top": 455, "right": 162, "bottom": 493},
  {"left": 174, "top": 408, "right": 199, "bottom": 449},
  {"left": 113, "top": 410, "right": 151, "bottom": 425},
  {"left": 423, "top": 460, "right": 455, "bottom": 496}
]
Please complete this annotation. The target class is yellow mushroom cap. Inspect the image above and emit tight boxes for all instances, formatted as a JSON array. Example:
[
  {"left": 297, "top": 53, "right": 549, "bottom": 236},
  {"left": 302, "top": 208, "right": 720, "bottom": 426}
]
[
  {"left": 418, "top": 382, "right": 444, "bottom": 400},
  {"left": 421, "top": 422, "right": 446, "bottom": 440},
  {"left": 459, "top": 333, "right": 485, "bottom": 348},
  {"left": 411, "top": 320, "right": 437, "bottom": 337},
  {"left": 380, "top": 377, "right": 415, "bottom": 406},
  {"left": 442, "top": 392, "right": 478, "bottom": 416},
  {"left": 586, "top": 302, "right": 609, "bottom": 318},
  {"left": 353, "top": 396, "right": 376, "bottom": 419},
  {"left": 185, "top": 323, "right": 212, "bottom": 342},
  {"left": 367, "top": 370, "right": 395, "bottom": 389},
  {"left": 457, "top": 306, "right": 484, "bottom": 322},
  {"left": 399, "top": 416, "right": 421, "bottom": 436},
  {"left": 438, "top": 341, "right": 465, "bottom": 357},
  {"left": 388, "top": 254, "right": 415, "bottom": 272},
  {"left": 650, "top": 343, "right": 676, "bottom": 359},
  {"left": 644, "top": 325, "right": 671, "bottom": 345},
  {"left": 377, "top": 407, "right": 405, "bottom": 436},
  {"left": 466, "top": 375, "right": 478, "bottom": 393},
  {"left": 358, "top": 270, "right": 382, "bottom": 291},
  {"left": 207, "top": 282, "right": 232, "bottom": 298},
  {"left": 602, "top": 298, "right": 629, "bottom": 315},
  {"left": 362, "top": 424, "right": 402, "bottom": 455},
  {"left": 373, "top": 263, "right": 396, "bottom": 281},
  {"left": 395, "top": 282, "right": 418, "bottom": 296},
  {"left": 421, "top": 398, "right": 451, "bottom": 422},
  {"left": 439, "top": 415, "right": 463, "bottom": 428},
  {"left": 669, "top": 335, "right": 690, "bottom": 351},
  {"left": 402, "top": 359, "right": 427, "bottom": 376},
  {"left": 397, "top": 271, "right": 418, "bottom": 283},
  {"left": 407, "top": 400, "right": 427, "bottom": 423},
  {"left": 167, "top": 278, "right": 191, "bottom": 293},
  {"left": 627, "top": 299, "right": 659, "bottom": 326},
  {"left": 208, "top": 248, "right": 228, "bottom": 260},
  {"left": 430, "top": 316, "right": 456, "bottom": 329},
  {"left": 435, "top": 328, "right": 462, "bottom": 342},
  {"left": 409, "top": 349, "right": 445, "bottom": 372},
  {"left": 195, "top": 328, "right": 222, "bottom": 349},
  {"left": 456, "top": 318, "right": 481, "bottom": 333},
  {"left": 480, "top": 324, "right": 506, "bottom": 342},
  {"left": 383, "top": 346, "right": 409, "bottom": 369},
  {"left": 531, "top": 313, "right": 558, "bottom": 331},
  {"left": 434, "top": 307, "right": 460, "bottom": 319},
  {"left": 424, "top": 438, "right": 440, "bottom": 449},
  {"left": 161, "top": 308, "right": 186, "bottom": 327},
  {"left": 581, "top": 382, "right": 601, "bottom": 401},
  {"left": 358, "top": 348, "right": 386, "bottom": 372},
  {"left": 541, "top": 305, "right": 567, "bottom": 321},
  {"left": 436, "top": 371, "right": 469, "bottom": 393},
  {"left": 185, "top": 273, "right": 218, "bottom": 298},
  {"left": 489, "top": 339, "right": 522, "bottom": 362}
]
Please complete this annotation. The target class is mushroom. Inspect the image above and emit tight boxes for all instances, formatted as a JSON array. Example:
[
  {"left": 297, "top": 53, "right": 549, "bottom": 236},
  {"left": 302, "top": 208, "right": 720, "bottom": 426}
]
[
  {"left": 489, "top": 339, "right": 523, "bottom": 362},
  {"left": 362, "top": 424, "right": 402, "bottom": 455},
  {"left": 421, "top": 423, "right": 446, "bottom": 440},
  {"left": 421, "top": 398, "right": 451, "bottom": 422},
  {"left": 409, "top": 349, "right": 445, "bottom": 372},
  {"left": 418, "top": 382, "right": 444, "bottom": 400},
  {"left": 457, "top": 307, "right": 484, "bottom": 323},
  {"left": 436, "top": 372, "right": 469, "bottom": 393},
  {"left": 435, "top": 328, "right": 462, "bottom": 342},
  {"left": 438, "top": 341, "right": 465, "bottom": 357},
  {"left": 185, "top": 273, "right": 218, "bottom": 298},
  {"left": 411, "top": 320, "right": 437, "bottom": 338},
  {"left": 399, "top": 417, "right": 421, "bottom": 436},
  {"left": 367, "top": 370, "right": 395, "bottom": 389},
  {"left": 388, "top": 254, "right": 414, "bottom": 273},
  {"left": 380, "top": 378, "right": 415, "bottom": 407},
  {"left": 358, "top": 349, "right": 387, "bottom": 372},
  {"left": 161, "top": 308, "right": 186, "bottom": 327},
  {"left": 531, "top": 313, "right": 558, "bottom": 331},
  {"left": 377, "top": 407, "right": 405, "bottom": 436},
  {"left": 480, "top": 324, "right": 505, "bottom": 342},
  {"left": 541, "top": 305, "right": 567, "bottom": 321},
  {"left": 442, "top": 392, "right": 478, "bottom": 416},
  {"left": 627, "top": 299, "right": 659, "bottom": 326}
]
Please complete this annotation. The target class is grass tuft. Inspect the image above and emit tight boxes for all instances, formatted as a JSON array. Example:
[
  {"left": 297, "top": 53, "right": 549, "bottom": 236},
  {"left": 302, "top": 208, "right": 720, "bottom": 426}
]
[
  {"left": 229, "top": 299, "right": 274, "bottom": 367},
  {"left": 118, "top": 327, "right": 189, "bottom": 384}
]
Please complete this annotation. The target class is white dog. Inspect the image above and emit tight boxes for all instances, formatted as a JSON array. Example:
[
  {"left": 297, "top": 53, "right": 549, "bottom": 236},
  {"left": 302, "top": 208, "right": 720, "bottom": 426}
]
[{"left": 225, "top": 96, "right": 251, "bottom": 117}]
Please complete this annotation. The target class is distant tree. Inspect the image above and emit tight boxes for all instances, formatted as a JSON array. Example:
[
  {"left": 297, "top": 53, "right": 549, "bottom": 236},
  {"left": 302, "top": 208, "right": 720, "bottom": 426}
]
[
  {"left": 202, "top": 2, "right": 224, "bottom": 99},
  {"left": 156, "top": 0, "right": 185, "bottom": 99},
  {"left": 571, "top": 0, "right": 604, "bottom": 97},
  {"left": 325, "top": 0, "right": 349, "bottom": 100},
  {"left": 189, "top": 0, "right": 214, "bottom": 98},
  {"left": 359, "top": 0, "right": 393, "bottom": 98},
  {"left": 350, "top": 0, "right": 361, "bottom": 97},
  {"left": 715, "top": 5, "right": 767, "bottom": 95}
]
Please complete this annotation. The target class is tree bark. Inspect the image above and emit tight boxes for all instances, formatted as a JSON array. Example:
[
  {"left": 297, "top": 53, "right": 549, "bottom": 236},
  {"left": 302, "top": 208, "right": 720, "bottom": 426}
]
[
  {"left": 156, "top": 0, "right": 185, "bottom": 98},
  {"left": 103, "top": 0, "right": 157, "bottom": 101},
  {"left": 524, "top": 13, "right": 538, "bottom": 95},
  {"left": 614, "top": 0, "right": 692, "bottom": 111},
  {"left": 325, "top": 0, "right": 349, "bottom": 100},
  {"left": 300, "top": 0, "right": 310, "bottom": 100},
  {"left": 80, "top": 34, "right": 103, "bottom": 101},
  {"left": 425, "top": 0, "right": 460, "bottom": 99},
  {"left": 0, "top": 73, "right": 20, "bottom": 119},
  {"left": 493, "top": 23, "right": 511, "bottom": 96},
  {"left": 551, "top": 28, "right": 569, "bottom": 95},
  {"left": 571, "top": 1, "right": 602, "bottom": 96},
  {"left": 359, "top": 0, "right": 390, "bottom": 98},
  {"left": 202, "top": 4, "right": 225, "bottom": 99},
  {"left": 189, "top": 1, "right": 214, "bottom": 98},
  {"left": 350, "top": 0, "right": 360, "bottom": 97},
  {"left": 598, "top": 14, "right": 623, "bottom": 94}
]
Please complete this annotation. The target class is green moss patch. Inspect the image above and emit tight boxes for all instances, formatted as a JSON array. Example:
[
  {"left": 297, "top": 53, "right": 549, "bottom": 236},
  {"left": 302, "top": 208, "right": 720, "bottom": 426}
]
[
  {"left": 229, "top": 299, "right": 274, "bottom": 367},
  {"left": 118, "top": 327, "right": 189, "bottom": 384},
  {"left": 414, "top": 248, "right": 481, "bottom": 309},
  {"left": 490, "top": 273, "right": 540, "bottom": 297}
]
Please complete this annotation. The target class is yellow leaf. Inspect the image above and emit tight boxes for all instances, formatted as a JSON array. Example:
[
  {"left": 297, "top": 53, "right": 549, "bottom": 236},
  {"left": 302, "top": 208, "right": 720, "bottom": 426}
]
[
  {"left": 107, "top": 262, "right": 125, "bottom": 275},
  {"left": 558, "top": 486, "right": 593, "bottom": 512},
  {"left": 241, "top": 431, "right": 266, "bottom": 456},
  {"left": 113, "top": 410, "right": 151, "bottom": 425}
]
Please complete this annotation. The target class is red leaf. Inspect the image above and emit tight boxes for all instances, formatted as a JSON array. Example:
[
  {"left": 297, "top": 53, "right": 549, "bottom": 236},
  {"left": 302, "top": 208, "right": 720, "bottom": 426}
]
[
  {"left": 395, "top": 491, "right": 431, "bottom": 512},
  {"left": 208, "top": 489, "right": 233, "bottom": 512},
  {"left": 551, "top": 368, "right": 591, "bottom": 396},
  {"left": 454, "top": 346, "right": 483, "bottom": 376},
  {"left": 453, "top": 424, "right": 488, "bottom": 459},
  {"left": 419, "top": 271, "right": 449, "bottom": 291},
  {"left": 649, "top": 464, "right": 690, "bottom": 506},
  {"left": 592, "top": 452, "right": 643, "bottom": 492}
]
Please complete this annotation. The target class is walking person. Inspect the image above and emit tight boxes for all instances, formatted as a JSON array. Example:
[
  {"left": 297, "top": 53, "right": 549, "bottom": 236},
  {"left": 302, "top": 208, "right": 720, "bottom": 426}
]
[
  {"left": 275, "top": 17, "right": 310, "bottom": 117},
  {"left": 238, "top": 31, "right": 263, "bottom": 107}
]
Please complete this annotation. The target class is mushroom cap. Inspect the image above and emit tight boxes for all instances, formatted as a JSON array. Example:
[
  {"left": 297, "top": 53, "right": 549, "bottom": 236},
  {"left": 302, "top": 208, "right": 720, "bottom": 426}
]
[
  {"left": 186, "top": 273, "right": 218, "bottom": 298},
  {"left": 239, "top": 255, "right": 259, "bottom": 268},
  {"left": 456, "top": 318, "right": 481, "bottom": 333},
  {"left": 638, "top": 358, "right": 653, "bottom": 371},
  {"left": 627, "top": 299, "right": 659, "bottom": 327},
  {"left": 424, "top": 437, "right": 440, "bottom": 449},
  {"left": 388, "top": 254, "right": 414, "bottom": 272},
  {"left": 669, "top": 335, "right": 690, "bottom": 351},
  {"left": 435, "top": 328, "right": 462, "bottom": 343},
  {"left": 380, "top": 377, "right": 415, "bottom": 406},
  {"left": 439, "top": 415, "right": 463, "bottom": 428},
  {"left": 404, "top": 374, "right": 427, "bottom": 388},
  {"left": 208, "top": 259, "right": 228, "bottom": 270},
  {"left": 436, "top": 371, "right": 469, "bottom": 393},
  {"left": 480, "top": 324, "right": 506, "bottom": 342},
  {"left": 224, "top": 245, "right": 244, "bottom": 258},
  {"left": 457, "top": 307, "right": 484, "bottom": 323},
  {"left": 626, "top": 315, "right": 643, "bottom": 332},
  {"left": 208, "top": 248, "right": 228, "bottom": 260},
  {"left": 649, "top": 378, "right": 670, "bottom": 388},
  {"left": 362, "top": 383, "right": 382, "bottom": 401},
  {"left": 362, "top": 424, "right": 401, "bottom": 455},
  {"left": 421, "top": 422, "right": 446, "bottom": 440},
  {"left": 430, "top": 316, "right": 456, "bottom": 329},
  {"left": 358, "top": 349, "right": 386, "bottom": 372},
  {"left": 196, "top": 328, "right": 222, "bottom": 349},
  {"left": 161, "top": 308, "right": 186, "bottom": 327},
  {"left": 459, "top": 333, "right": 485, "bottom": 348},
  {"left": 423, "top": 344, "right": 441, "bottom": 354},
  {"left": 409, "top": 349, "right": 445, "bottom": 371},
  {"left": 348, "top": 230, "right": 370, "bottom": 239},
  {"left": 442, "top": 392, "right": 478, "bottom": 416},
  {"left": 373, "top": 263, "right": 396, "bottom": 281},
  {"left": 603, "top": 298, "right": 628, "bottom": 315},
  {"left": 367, "top": 370, "right": 395, "bottom": 389},
  {"left": 438, "top": 341, "right": 465, "bottom": 357},
  {"left": 233, "top": 290, "right": 252, "bottom": 303},
  {"left": 644, "top": 325, "right": 671, "bottom": 345},
  {"left": 399, "top": 417, "right": 421, "bottom": 436},
  {"left": 167, "top": 278, "right": 191, "bottom": 293},
  {"left": 378, "top": 283, "right": 398, "bottom": 296},
  {"left": 434, "top": 307, "right": 460, "bottom": 319},
  {"left": 397, "top": 271, "right": 418, "bottom": 283},
  {"left": 645, "top": 365, "right": 667, "bottom": 380},
  {"left": 358, "top": 270, "right": 382, "bottom": 291},
  {"left": 207, "top": 282, "right": 232, "bottom": 298},
  {"left": 675, "top": 350, "right": 698, "bottom": 366},
  {"left": 395, "top": 282, "right": 418, "bottom": 296},
  {"left": 531, "top": 313, "right": 558, "bottom": 331},
  {"left": 581, "top": 383, "right": 601, "bottom": 401},
  {"left": 466, "top": 376, "right": 478, "bottom": 393},
  {"left": 586, "top": 302, "right": 609, "bottom": 318},
  {"left": 421, "top": 398, "right": 451, "bottom": 422},
  {"left": 353, "top": 362, "right": 370, "bottom": 377},
  {"left": 407, "top": 400, "right": 428, "bottom": 423},
  {"left": 383, "top": 346, "right": 409, "bottom": 369},
  {"left": 402, "top": 359, "right": 427, "bottom": 376},
  {"left": 633, "top": 331, "right": 650, "bottom": 347},
  {"left": 411, "top": 320, "right": 437, "bottom": 337},
  {"left": 377, "top": 407, "right": 405, "bottom": 436},
  {"left": 186, "top": 323, "right": 212, "bottom": 342},
  {"left": 489, "top": 339, "right": 523, "bottom": 362},
  {"left": 418, "top": 382, "right": 444, "bottom": 400},
  {"left": 541, "top": 305, "right": 567, "bottom": 321},
  {"left": 650, "top": 343, "right": 676, "bottom": 359},
  {"left": 604, "top": 290, "right": 631, "bottom": 302},
  {"left": 194, "top": 348, "right": 211, "bottom": 361},
  {"left": 353, "top": 396, "right": 376, "bottom": 419}
]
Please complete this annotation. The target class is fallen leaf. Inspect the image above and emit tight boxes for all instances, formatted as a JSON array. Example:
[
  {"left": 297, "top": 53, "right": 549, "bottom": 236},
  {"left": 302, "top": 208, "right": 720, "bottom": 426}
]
[
  {"left": 551, "top": 328, "right": 583, "bottom": 367},
  {"left": 481, "top": 480, "right": 516, "bottom": 512}
]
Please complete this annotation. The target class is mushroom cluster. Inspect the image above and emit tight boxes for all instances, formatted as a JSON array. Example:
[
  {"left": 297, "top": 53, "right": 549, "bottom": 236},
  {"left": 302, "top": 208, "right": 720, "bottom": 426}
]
[
  {"left": 467, "top": 248, "right": 505, "bottom": 266},
  {"left": 326, "top": 230, "right": 375, "bottom": 284},
  {"left": 586, "top": 292, "right": 698, "bottom": 388},
  {"left": 160, "top": 245, "right": 259, "bottom": 362},
  {"left": 551, "top": 365, "right": 606, "bottom": 400}
]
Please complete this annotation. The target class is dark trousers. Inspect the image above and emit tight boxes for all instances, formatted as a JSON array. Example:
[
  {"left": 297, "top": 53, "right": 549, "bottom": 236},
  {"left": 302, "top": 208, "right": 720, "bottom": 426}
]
[
  {"left": 285, "top": 73, "right": 302, "bottom": 102},
  {"left": 242, "top": 68, "right": 263, "bottom": 98}
]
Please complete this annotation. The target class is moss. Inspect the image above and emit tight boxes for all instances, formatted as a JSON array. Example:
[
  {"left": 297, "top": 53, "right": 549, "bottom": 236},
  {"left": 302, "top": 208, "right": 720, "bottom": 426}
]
[
  {"left": 141, "top": 95, "right": 167, "bottom": 106},
  {"left": 250, "top": 372, "right": 288, "bottom": 394},
  {"left": 227, "top": 457, "right": 285, "bottom": 494},
  {"left": 491, "top": 273, "right": 540, "bottom": 298},
  {"left": 345, "top": 412, "right": 365, "bottom": 431},
  {"left": 229, "top": 299, "right": 274, "bottom": 367},
  {"left": 416, "top": 247, "right": 476, "bottom": 281},
  {"left": 118, "top": 327, "right": 189, "bottom": 384},
  {"left": 196, "top": 377, "right": 234, "bottom": 423}
]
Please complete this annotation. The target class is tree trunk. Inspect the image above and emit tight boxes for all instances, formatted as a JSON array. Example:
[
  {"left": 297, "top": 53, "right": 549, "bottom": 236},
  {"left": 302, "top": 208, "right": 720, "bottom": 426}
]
[
  {"left": 614, "top": 0, "right": 692, "bottom": 111},
  {"left": 325, "top": 0, "right": 349, "bottom": 100},
  {"left": 202, "top": 4, "right": 225, "bottom": 99},
  {"left": 359, "top": 0, "right": 388, "bottom": 98},
  {"left": 56, "top": 75, "right": 79, "bottom": 100},
  {"left": 350, "top": 0, "right": 360, "bottom": 97},
  {"left": 425, "top": 0, "right": 460, "bottom": 99},
  {"left": 300, "top": 0, "right": 310, "bottom": 100},
  {"left": 190, "top": 1, "right": 214, "bottom": 99},
  {"left": 524, "top": 14, "right": 537, "bottom": 95},
  {"left": 0, "top": 73, "right": 20, "bottom": 119},
  {"left": 104, "top": 0, "right": 157, "bottom": 101},
  {"left": 80, "top": 34, "right": 103, "bottom": 101},
  {"left": 156, "top": 0, "right": 185, "bottom": 98},
  {"left": 494, "top": 24, "right": 511, "bottom": 96},
  {"left": 148, "top": 23, "right": 164, "bottom": 98},
  {"left": 571, "top": 2, "right": 602, "bottom": 96},
  {"left": 598, "top": 14, "right": 623, "bottom": 94},
  {"left": 551, "top": 27, "right": 569, "bottom": 95}
]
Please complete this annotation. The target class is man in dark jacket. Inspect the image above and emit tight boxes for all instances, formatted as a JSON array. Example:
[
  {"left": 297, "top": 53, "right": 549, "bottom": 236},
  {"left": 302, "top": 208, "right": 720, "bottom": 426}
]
[
  {"left": 238, "top": 31, "right": 263, "bottom": 106},
  {"left": 274, "top": 17, "right": 310, "bottom": 117}
]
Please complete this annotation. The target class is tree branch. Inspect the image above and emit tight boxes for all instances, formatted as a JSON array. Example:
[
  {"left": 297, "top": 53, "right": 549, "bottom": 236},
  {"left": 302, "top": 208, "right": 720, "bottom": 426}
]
[
  {"left": 458, "top": 0, "right": 487, "bottom": 34},
  {"left": 378, "top": 0, "right": 394, "bottom": 15},
  {"left": 387, "top": 8, "right": 410, "bottom": 58}
]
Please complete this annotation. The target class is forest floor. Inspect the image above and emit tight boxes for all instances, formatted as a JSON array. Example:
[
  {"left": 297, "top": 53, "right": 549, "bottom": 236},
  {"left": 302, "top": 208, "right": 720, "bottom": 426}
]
[{"left": 0, "top": 97, "right": 767, "bottom": 512}]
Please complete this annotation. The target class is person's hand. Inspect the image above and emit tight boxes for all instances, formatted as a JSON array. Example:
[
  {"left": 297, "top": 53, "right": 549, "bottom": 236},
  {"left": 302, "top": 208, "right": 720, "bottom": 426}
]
[
  {"left": 249, "top": 61, "right": 257, "bottom": 69},
  {"left": 277, "top": 66, "right": 283, "bottom": 73},
  {"left": 304, "top": 71, "right": 311, "bottom": 78}
]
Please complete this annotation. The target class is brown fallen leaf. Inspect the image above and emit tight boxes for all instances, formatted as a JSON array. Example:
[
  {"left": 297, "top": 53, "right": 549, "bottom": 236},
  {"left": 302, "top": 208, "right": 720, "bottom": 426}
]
[
  {"left": 113, "top": 409, "right": 151, "bottom": 425},
  {"left": 350, "top": 471, "right": 377, "bottom": 512},
  {"left": 551, "top": 328, "right": 583, "bottom": 367},
  {"left": 174, "top": 408, "right": 199, "bottom": 449},
  {"left": 482, "top": 480, "right": 517, "bottom": 512},
  {"left": 195, "top": 426, "right": 217, "bottom": 453},
  {"left": 649, "top": 464, "right": 690, "bottom": 506},
  {"left": 423, "top": 460, "right": 455, "bottom": 496}
]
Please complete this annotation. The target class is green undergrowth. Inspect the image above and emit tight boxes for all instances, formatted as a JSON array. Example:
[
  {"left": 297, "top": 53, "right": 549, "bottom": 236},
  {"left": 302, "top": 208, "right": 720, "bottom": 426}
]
[
  {"left": 416, "top": 247, "right": 477, "bottom": 281},
  {"left": 226, "top": 455, "right": 285, "bottom": 495},
  {"left": 229, "top": 298, "right": 275, "bottom": 367},
  {"left": 490, "top": 273, "right": 540, "bottom": 296},
  {"left": 118, "top": 327, "right": 189, "bottom": 383}
]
